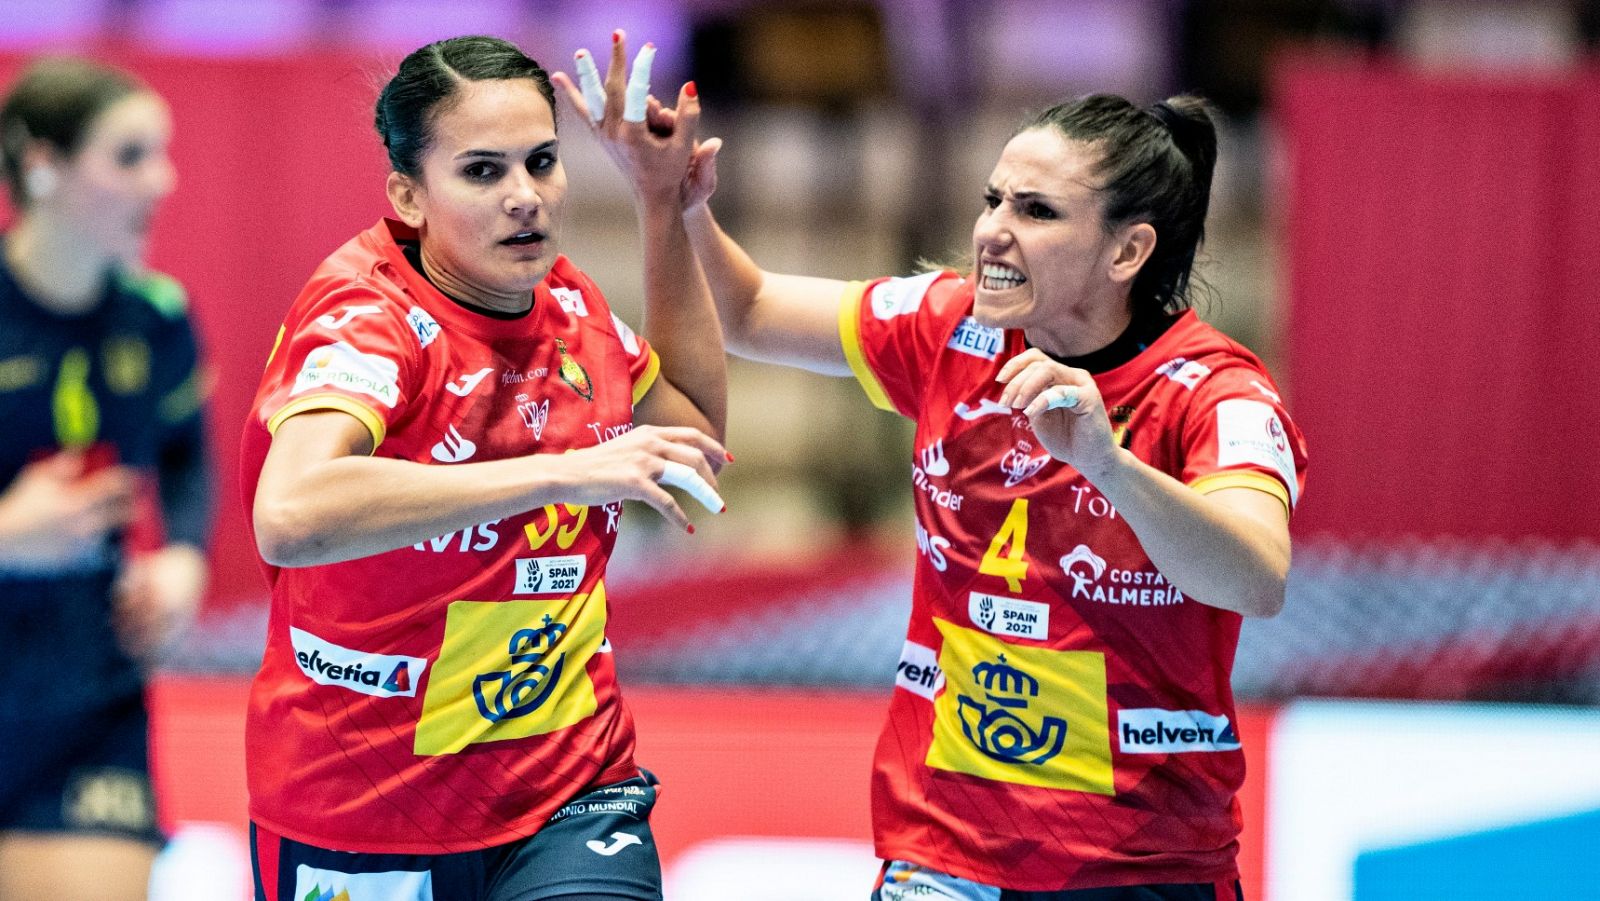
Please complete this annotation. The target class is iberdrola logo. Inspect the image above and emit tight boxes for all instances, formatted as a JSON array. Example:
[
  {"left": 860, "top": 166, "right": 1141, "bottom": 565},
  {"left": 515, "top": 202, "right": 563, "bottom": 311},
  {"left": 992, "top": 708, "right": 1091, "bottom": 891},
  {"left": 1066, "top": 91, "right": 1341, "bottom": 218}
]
[
  {"left": 302, "top": 887, "right": 350, "bottom": 901},
  {"left": 556, "top": 338, "right": 593, "bottom": 401}
]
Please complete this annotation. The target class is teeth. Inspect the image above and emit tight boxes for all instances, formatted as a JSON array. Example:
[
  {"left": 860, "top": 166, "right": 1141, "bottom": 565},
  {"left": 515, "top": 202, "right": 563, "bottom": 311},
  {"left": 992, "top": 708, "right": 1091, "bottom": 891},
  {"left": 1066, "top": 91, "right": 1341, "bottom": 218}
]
[{"left": 981, "top": 263, "right": 1025, "bottom": 290}]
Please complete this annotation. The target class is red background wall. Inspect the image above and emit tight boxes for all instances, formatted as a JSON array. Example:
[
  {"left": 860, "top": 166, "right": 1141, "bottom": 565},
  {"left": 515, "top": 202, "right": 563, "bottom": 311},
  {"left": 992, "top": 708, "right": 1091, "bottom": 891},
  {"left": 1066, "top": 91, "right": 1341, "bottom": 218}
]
[{"left": 1278, "top": 56, "right": 1600, "bottom": 541}]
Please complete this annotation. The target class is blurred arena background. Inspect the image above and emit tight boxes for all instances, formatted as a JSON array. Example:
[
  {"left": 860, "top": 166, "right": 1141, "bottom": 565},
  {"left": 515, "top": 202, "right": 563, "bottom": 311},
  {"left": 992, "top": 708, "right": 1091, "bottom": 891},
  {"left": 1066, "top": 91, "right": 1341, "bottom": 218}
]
[{"left": 4, "top": 0, "right": 1600, "bottom": 898}]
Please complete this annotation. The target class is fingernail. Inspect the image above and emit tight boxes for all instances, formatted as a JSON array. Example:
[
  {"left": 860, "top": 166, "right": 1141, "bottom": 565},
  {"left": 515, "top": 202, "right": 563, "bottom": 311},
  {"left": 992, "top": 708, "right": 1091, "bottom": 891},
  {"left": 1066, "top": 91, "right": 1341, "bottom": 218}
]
[
  {"left": 575, "top": 49, "right": 588, "bottom": 58},
  {"left": 686, "top": 524, "right": 696, "bottom": 535},
  {"left": 644, "top": 41, "right": 655, "bottom": 49},
  {"left": 719, "top": 505, "right": 727, "bottom": 513},
  {"left": 685, "top": 81, "right": 698, "bottom": 98},
  {"left": 613, "top": 29, "right": 623, "bottom": 43},
  {"left": 724, "top": 451, "right": 734, "bottom": 462}
]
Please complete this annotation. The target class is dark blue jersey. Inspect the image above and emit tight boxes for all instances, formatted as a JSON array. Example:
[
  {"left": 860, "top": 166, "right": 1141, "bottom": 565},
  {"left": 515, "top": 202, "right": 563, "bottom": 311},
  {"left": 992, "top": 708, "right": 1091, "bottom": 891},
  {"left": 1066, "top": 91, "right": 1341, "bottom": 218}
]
[{"left": 0, "top": 237, "right": 210, "bottom": 718}]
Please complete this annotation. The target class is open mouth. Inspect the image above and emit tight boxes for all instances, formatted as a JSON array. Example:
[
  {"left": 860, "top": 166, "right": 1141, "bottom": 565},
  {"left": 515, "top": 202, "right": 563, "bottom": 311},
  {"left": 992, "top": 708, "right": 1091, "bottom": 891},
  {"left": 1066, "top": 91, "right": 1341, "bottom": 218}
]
[
  {"left": 500, "top": 230, "right": 546, "bottom": 247},
  {"left": 980, "top": 262, "right": 1027, "bottom": 291}
]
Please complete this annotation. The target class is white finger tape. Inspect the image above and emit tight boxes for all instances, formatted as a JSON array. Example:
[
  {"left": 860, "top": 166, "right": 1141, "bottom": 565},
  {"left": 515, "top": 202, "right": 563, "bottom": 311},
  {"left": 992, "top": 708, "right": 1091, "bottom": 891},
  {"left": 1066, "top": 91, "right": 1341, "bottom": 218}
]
[
  {"left": 1045, "top": 385, "right": 1081, "bottom": 411},
  {"left": 658, "top": 460, "right": 724, "bottom": 514},
  {"left": 575, "top": 50, "right": 606, "bottom": 122},
  {"left": 623, "top": 44, "right": 655, "bottom": 123}
]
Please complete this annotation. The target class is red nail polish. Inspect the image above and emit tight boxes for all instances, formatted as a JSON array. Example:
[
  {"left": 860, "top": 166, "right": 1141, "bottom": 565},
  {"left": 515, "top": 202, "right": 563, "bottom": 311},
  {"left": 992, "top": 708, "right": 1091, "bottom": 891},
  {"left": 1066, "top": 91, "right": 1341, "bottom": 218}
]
[
  {"left": 612, "top": 29, "right": 623, "bottom": 43},
  {"left": 644, "top": 41, "right": 655, "bottom": 50},
  {"left": 724, "top": 451, "right": 734, "bottom": 462},
  {"left": 686, "top": 524, "right": 696, "bottom": 535},
  {"left": 718, "top": 505, "right": 726, "bottom": 513},
  {"left": 685, "top": 81, "right": 698, "bottom": 98}
]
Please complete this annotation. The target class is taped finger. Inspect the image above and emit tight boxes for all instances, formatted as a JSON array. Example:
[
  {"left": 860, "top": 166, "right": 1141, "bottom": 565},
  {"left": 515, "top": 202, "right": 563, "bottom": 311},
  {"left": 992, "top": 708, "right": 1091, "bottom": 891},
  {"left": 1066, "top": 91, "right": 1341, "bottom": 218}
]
[
  {"left": 575, "top": 50, "right": 606, "bottom": 121},
  {"left": 657, "top": 460, "right": 724, "bottom": 514},
  {"left": 1045, "top": 385, "right": 1081, "bottom": 411},
  {"left": 623, "top": 43, "right": 656, "bottom": 122}
]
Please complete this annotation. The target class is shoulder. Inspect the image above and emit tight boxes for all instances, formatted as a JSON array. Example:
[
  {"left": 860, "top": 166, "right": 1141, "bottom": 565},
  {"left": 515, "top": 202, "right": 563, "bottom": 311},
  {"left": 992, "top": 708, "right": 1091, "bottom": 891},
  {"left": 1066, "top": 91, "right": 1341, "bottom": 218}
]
[
  {"left": 859, "top": 270, "right": 970, "bottom": 322},
  {"left": 116, "top": 269, "right": 189, "bottom": 321}
]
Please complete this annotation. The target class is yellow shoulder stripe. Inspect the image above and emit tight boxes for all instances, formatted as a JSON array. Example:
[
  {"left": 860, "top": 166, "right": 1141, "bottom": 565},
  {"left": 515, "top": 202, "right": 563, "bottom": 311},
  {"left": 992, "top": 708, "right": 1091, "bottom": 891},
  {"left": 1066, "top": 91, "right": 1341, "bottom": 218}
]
[
  {"left": 632, "top": 349, "right": 661, "bottom": 406},
  {"left": 266, "top": 394, "right": 387, "bottom": 452},
  {"left": 1189, "top": 470, "right": 1291, "bottom": 519},
  {"left": 837, "top": 281, "right": 895, "bottom": 413}
]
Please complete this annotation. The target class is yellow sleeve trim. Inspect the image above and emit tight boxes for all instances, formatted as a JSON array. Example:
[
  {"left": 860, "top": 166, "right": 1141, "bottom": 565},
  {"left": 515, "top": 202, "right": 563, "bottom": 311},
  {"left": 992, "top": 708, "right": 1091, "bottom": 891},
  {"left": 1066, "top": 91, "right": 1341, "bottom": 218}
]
[
  {"left": 632, "top": 349, "right": 661, "bottom": 406},
  {"left": 266, "top": 394, "right": 387, "bottom": 452},
  {"left": 1189, "top": 471, "right": 1291, "bottom": 519},
  {"left": 837, "top": 281, "right": 896, "bottom": 413}
]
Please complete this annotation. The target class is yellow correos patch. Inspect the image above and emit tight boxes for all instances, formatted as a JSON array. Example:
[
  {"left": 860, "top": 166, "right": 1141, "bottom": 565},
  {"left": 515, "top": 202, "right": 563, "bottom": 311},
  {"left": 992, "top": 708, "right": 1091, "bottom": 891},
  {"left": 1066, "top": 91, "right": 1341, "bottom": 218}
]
[
  {"left": 927, "top": 618, "right": 1114, "bottom": 795},
  {"left": 414, "top": 584, "right": 608, "bottom": 756}
]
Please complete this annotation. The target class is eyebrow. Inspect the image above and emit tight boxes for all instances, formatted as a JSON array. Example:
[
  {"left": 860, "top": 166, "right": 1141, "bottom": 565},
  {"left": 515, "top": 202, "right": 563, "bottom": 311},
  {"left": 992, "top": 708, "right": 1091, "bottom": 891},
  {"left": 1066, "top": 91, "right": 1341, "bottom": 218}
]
[{"left": 454, "top": 139, "right": 558, "bottom": 160}]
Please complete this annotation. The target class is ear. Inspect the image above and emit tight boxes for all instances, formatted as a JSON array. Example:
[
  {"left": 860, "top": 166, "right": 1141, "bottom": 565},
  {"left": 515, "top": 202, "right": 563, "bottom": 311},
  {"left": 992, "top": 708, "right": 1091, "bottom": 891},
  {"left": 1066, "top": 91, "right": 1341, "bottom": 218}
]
[
  {"left": 19, "top": 140, "right": 62, "bottom": 202},
  {"left": 386, "top": 171, "right": 425, "bottom": 228},
  {"left": 1107, "top": 222, "right": 1157, "bottom": 286}
]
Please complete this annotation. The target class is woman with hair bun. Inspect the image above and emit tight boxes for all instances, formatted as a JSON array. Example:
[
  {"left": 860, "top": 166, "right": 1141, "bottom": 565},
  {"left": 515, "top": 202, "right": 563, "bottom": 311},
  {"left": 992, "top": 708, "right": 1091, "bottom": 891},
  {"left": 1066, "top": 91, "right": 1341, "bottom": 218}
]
[
  {"left": 0, "top": 57, "right": 210, "bottom": 900},
  {"left": 600, "top": 87, "right": 1307, "bottom": 899},
  {"left": 241, "top": 33, "right": 723, "bottom": 901}
]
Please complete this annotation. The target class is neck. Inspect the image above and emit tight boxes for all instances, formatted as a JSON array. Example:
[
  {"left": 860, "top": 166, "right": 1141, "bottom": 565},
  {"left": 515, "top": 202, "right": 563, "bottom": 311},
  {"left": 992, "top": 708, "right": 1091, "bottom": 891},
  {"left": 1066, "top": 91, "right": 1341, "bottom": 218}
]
[
  {"left": 6, "top": 214, "right": 113, "bottom": 314},
  {"left": 1023, "top": 290, "right": 1134, "bottom": 358},
  {"left": 418, "top": 243, "right": 532, "bottom": 316}
]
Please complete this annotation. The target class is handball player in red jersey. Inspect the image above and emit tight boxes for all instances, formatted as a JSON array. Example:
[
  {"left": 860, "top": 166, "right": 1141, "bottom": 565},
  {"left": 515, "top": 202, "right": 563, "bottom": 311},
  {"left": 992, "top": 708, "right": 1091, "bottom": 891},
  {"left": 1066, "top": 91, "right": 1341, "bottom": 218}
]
[
  {"left": 605, "top": 87, "right": 1307, "bottom": 900},
  {"left": 241, "top": 34, "right": 725, "bottom": 901}
]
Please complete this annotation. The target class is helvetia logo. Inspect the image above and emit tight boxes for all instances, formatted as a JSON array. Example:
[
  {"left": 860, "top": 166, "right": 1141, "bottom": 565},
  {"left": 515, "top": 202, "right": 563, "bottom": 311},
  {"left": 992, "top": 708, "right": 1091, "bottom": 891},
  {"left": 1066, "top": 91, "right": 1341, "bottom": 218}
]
[
  {"left": 1118, "top": 708, "right": 1241, "bottom": 754},
  {"left": 290, "top": 628, "right": 427, "bottom": 698}
]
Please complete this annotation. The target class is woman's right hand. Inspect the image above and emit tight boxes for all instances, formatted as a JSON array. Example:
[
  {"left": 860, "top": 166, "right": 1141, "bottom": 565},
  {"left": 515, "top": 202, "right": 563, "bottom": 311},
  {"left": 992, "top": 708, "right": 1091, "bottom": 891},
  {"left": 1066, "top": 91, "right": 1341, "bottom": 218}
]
[
  {"left": 544, "top": 425, "right": 727, "bottom": 533},
  {"left": 0, "top": 451, "right": 136, "bottom": 567}
]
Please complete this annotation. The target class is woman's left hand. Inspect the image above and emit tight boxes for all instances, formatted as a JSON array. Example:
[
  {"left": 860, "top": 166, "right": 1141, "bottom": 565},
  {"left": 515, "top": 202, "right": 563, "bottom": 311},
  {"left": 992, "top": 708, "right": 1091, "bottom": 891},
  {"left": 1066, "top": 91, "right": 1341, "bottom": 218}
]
[
  {"left": 550, "top": 32, "right": 714, "bottom": 208},
  {"left": 997, "top": 348, "right": 1122, "bottom": 479},
  {"left": 114, "top": 543, "right": 207, "bottom": 661}
]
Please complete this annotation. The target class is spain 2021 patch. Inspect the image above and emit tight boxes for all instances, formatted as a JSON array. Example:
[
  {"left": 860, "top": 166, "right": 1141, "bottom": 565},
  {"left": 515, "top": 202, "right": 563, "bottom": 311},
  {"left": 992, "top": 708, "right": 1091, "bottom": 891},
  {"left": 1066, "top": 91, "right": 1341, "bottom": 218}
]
[
  {"left": 413, "top": 584, "right": 607, "bottom": 756},
  {"left": 926, "top": 618, "right": 1113, "bottom": 795}
]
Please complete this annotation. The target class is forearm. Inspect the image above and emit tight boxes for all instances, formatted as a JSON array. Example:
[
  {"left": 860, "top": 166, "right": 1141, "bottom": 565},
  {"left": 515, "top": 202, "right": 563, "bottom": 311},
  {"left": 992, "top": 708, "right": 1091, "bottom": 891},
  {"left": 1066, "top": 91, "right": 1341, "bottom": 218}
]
[
  {"left": 255, "top": 453, "right": 573, "bottom": 568},
  {"left": 1084, "top": 449, "right": 1290, "bottom": 617},
  {"left": 637, "top": 200, "right": 727, "bottom": 439},
  {"left": 681, "top": 203, "right": 766, "bottom": 356}
]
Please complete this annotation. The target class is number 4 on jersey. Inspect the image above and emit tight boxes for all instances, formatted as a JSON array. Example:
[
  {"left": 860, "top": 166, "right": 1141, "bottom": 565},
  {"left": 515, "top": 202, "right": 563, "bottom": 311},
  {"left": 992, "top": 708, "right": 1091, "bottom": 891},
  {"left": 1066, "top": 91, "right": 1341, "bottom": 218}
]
[{"left": 979, "top": 498, "right": 1030, "bottom": 593}]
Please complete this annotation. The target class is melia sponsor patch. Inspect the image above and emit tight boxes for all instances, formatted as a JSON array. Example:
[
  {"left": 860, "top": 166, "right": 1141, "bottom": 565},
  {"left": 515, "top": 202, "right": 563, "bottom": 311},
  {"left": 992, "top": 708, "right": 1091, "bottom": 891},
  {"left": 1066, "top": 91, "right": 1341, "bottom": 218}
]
[{"left": 1215, "top": 398, "right": 1298, "bottom": 504}]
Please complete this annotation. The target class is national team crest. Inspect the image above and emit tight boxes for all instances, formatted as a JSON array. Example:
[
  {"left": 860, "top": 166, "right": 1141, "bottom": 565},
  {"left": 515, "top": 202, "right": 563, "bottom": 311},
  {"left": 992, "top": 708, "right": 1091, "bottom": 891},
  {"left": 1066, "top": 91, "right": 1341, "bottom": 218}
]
[{"left": 555, "top": 338, "right": 593, "bottom": 401}]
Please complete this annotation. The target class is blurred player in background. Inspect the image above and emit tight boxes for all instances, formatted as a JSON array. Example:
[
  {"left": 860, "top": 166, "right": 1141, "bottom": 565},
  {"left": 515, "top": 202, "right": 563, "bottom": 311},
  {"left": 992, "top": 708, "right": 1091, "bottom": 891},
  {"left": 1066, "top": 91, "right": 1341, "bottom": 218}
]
[
  {"left": 241, "top": 34, "right": 723, "bottom": 901},
  {"left": 0, "top": 57, "right": 210, "bottom": 900},
  {"left": 600, "top": 83, "right": 1307, "bottom": 899}
]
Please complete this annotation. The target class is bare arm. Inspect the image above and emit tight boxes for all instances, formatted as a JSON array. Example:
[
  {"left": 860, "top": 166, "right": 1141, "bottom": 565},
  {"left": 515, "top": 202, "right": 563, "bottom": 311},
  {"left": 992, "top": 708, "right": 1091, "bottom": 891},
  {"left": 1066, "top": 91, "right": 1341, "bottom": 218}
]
[
  {"left": 253, "top": 410, "right": 725, "bottom": 567},
  {"left": 552, "top": 37, "right": 726, "bottom": 439},
  {"left": 1000, "top": 349, "right": 1291, "bottom": 617}
]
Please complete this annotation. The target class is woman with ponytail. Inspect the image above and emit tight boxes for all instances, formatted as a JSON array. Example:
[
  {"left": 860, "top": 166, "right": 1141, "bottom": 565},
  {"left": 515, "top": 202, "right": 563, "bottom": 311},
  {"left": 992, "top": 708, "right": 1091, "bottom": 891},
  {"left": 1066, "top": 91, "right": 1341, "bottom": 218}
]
[{"left": 590, "top": 84, "right": 1307, "bottom": 899}]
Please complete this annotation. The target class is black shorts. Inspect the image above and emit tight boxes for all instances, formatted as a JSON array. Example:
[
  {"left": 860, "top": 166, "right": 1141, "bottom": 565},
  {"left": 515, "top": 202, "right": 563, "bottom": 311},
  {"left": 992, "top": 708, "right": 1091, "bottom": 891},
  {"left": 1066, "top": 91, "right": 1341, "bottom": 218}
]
[
  {"left": 0, "top": 692, "right": 162, "bottom": 845},
  {"left": 252, "top": 771, "right": 663, "bottom": 901}
]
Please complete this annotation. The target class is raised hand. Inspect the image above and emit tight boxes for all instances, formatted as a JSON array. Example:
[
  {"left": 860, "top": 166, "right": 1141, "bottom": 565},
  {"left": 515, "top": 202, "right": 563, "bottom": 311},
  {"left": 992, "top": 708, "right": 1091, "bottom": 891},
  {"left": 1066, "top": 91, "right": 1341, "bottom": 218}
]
[
  {"left": 996, "top": 348, "right": 1121, "bottom": 480},
  {"left": 551, "top": 31, "right": 706, "bottom": 208}
]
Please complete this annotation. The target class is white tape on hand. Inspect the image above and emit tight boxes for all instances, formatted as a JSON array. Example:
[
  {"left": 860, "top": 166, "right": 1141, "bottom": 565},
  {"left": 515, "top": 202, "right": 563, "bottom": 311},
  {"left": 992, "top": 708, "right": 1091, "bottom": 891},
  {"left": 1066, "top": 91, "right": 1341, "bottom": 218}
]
[
  {"left": 1045, "top": 385, "right": 1081, "bottom": 411},
  {"left": 623, "top": 44, "right": 655, "bottom": 123},
  {"left": 575, "top": 50, "right": 606, "bottom": 122},
  {"left": 657, "top": 460, "right": 724, "bottom": 514}
]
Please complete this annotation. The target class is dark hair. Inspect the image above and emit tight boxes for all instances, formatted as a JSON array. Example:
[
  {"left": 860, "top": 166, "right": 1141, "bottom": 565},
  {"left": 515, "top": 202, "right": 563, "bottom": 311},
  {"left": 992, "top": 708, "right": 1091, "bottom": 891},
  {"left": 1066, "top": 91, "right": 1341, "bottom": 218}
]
[
  {"left": 0, "top": 57, "right": 143, "bottom": 206},
  {"left": 375, "top": 35, "right": 556, "bottom": 178},
  {"left": 1023, "top": 93, "right": 1218, "bottom": 314}
]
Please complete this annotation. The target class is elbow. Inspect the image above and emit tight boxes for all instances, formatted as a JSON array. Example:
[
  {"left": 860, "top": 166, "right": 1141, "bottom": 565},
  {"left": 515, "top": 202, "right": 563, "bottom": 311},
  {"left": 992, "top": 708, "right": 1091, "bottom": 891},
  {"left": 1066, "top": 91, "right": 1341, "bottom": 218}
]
[
  {"left": 1244, "top": 567, "right": 1288, "bottom": 618},
  {"left": 253, "top": 497, "right": 325, "bottom": 568}
]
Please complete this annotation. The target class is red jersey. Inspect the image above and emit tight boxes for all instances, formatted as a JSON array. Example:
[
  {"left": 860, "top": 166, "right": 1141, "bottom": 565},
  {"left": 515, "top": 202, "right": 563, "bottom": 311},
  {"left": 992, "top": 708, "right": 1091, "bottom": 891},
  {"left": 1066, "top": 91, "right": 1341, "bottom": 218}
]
[
  {"left": 840, "top": 272, "right": 1308, "bottom": 890},
  {"left": 240, "top": 219, "right": 660, "bottom": 854}
]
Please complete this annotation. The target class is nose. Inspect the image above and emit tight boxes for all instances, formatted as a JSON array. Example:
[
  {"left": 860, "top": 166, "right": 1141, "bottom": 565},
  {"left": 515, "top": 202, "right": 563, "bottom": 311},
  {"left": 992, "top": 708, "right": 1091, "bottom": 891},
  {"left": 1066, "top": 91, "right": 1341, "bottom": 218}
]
[
  {"left": 504, "top": 169, "right": 542, "bottom": 217},
  {"left": 972, "top": 207, "right": 1012, "bottom": 254}
]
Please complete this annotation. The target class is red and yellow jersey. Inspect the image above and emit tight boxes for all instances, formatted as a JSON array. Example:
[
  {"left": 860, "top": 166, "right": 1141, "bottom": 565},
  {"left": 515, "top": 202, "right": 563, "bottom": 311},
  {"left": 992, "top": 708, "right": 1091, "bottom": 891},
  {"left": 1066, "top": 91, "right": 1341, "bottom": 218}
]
[
  {"left": 841, "top": 271, "right": 1307, "bottom": 890},
  {"left": 239, "top": 219, "right": 660, "bottom": 854}
]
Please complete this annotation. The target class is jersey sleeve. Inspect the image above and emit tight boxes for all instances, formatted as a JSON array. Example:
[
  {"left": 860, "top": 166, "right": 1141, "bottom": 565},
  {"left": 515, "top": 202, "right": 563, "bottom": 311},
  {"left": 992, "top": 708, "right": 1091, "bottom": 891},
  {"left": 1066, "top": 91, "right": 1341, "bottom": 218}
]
[
  {"left": 256, "top": 288, "right": 421, "bottom": 450},
  {"left": 838, "top": 270, "right": 967, "bottom": 417},
  {"left": 608, "top": 311, "right": 660, "bottom": 406},
  {"left": 1180, "top": 365, "right": 1308, "bottom": 517}
]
